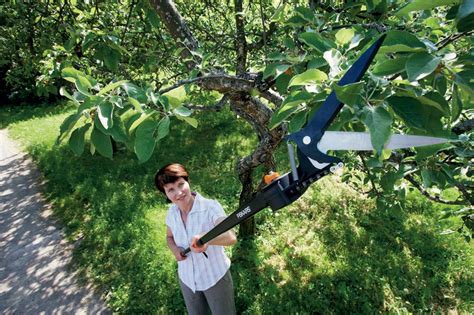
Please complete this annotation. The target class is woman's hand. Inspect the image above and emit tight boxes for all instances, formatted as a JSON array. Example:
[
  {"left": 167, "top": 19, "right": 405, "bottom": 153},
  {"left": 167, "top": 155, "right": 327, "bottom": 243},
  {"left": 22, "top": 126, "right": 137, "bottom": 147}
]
[
  {"left": 173, "top": 247, "right": 187, "bottom": 261},
  {"left": 191, "top": 235, "right": 209, "bottom": 253}
]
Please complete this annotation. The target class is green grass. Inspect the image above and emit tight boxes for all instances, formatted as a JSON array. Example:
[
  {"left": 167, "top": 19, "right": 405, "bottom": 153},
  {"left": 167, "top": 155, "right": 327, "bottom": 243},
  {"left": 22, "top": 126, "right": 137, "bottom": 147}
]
[{"left": 3, "top": 103, "right": 473, "bottom": 314}]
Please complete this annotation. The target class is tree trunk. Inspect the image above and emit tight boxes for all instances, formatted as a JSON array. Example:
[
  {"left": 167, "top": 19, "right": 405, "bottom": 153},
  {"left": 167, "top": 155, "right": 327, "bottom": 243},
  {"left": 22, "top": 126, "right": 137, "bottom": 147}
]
[{"left": 151, "top": 0, "right": 287, "bottom": 237}]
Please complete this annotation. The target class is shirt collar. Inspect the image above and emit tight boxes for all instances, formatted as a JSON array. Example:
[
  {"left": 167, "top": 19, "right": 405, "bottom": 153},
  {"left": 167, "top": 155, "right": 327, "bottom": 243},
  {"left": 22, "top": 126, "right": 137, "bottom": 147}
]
[{"left": 173, "top": 192, "right": 206, "bottom": 214}]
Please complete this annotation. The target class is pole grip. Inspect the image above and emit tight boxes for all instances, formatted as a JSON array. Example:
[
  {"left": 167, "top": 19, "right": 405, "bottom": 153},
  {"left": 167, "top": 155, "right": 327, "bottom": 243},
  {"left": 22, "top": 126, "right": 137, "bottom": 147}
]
[{"left": 181, "top": 238, "right": 204, "bottom": 256}]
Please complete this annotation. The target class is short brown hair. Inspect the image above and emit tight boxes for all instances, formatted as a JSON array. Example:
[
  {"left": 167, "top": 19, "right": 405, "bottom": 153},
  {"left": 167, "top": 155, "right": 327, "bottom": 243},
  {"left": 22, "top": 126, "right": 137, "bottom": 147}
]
[{"left": 154, "top": 163, "right": 189, "bottom": 194}]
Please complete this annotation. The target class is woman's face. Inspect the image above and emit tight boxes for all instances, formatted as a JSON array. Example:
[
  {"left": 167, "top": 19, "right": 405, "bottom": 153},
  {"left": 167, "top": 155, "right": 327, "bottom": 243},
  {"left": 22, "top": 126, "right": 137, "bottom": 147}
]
[{"left": 163, "top": 177, "right": 192, "bottom": 206}]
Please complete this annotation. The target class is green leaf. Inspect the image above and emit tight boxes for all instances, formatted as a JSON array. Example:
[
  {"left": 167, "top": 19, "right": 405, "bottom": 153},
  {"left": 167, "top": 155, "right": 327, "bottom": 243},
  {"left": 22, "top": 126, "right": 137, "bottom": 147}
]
[
  {"left": 82, "top": 31, "right": 96, "bottom": 51},
  {"left": 286, "top": 15, "right": 307, "bottom": 27},
  {"left": 367, "top": 157, "right": 383, "bottom": 168},
  {"left": 109, "top": 95, "right": 123, "bottom": 109},
  {"left": 68, "top": 123, "right": 91, "bottom": 156},
  {"left": 396, "top": 0, "right": 461, "bottom": 16},
  {"left": 348, "top": 34, "right": 364, "bottom": 51},
  {"left": 128, "top": 97, "right": 142, "bottom": 112},
  {"left": 363, "top": 106, "right": 393, "bottom": 155},
  {"left": 283, "top": 37, "right": 295, "bottom": 49},
  {"left": 307, "top": 57, "right": 327, "bottom": 69},
  {"left": 333, "top": 82, "right": 364, "bottom": 106},
  {"left": 269, "top": 91, "right": 312, "bottom": 129},
  {"left": 323, "top": 49, "right": 342, "bottom": 77},
  {"left": 381, "top": 170, "right": 403, "bottom": 192},
  {"left": 288, "top": 69, "right": 328, "bottom": 87},
  {"left": 163, "top": 85, "right": 187, "bottom": 101},
  {"left": 122, "top": 83, "right": 147, "bottom": 103},
  {"left": 299, "top": 32, "right": 336, "bottom": 53},
  {"left": 95, "top": 44, "right": 121, "bottom": 72},
  {"left": 372, "top": 57, "right": 408, "bottom": 76},
  {"left": 275, "top": 73, "right": 292, "bottom": 94},
  {"left": 129, "top": 110, "right": 156, "bottom": 135},
  {"left": 104, "top": 49, "right": 120, "bottom": 72},
  {"left": 64, "top": 35, "right": 76, "bottom": 51},
  {"left": 75, "top": 76, "right": 92, "bottom": 96},
  {"left": 57, "top": 113, "right": 80, "bottom": 143},
  {"left": 146, "top": 8, "right": 161, "bottom": 28},
  {"left": 421, "top": 169, "right": 433, "bottom": 187},
  {"left": 295, "top": 6, "right": 316, "bottom": 22},
  {"left": 406, "top": 52, "right": 441, "bottom": 81},
  {"left": 91, "top": 127, "right": 113, "bottom": 159},
  {"left": 98, "top": 80, "right": 128, "bottom": 96},
  {"left": 418, "top": 91, "right": 450, "bottom": 115},
  {"left": 122, "top": 110, "right": 142, "bottom": 136},
  {"left": 289, "top": 110, "right": 307, "bottom": 133},
  {"left": 62, "top": 67, "right": 87, "bottom": 79},
  {"left": 108, "top": 116, "right": 128, "bottom": 143},
  {"left": 379, "top": 31, "right": 426, "bottom": 54},
  {"left": 134, "top": 118, "right": 159, "bottom": 163},
  {"left": 156, "top": 116, "right": 170, "bottom": 141},
  {"left": 386, "top": 96, "right": 443, "bottom": 132},
  {"left": 59, "top": 87, "right": 80, "bottom": 106},
  {"left": 263, "top": 63, "right": 291, "bottom": 80},
  {"left": 78, "top": 96, "right": 104, "bottom": 114},
  {"left": 173, "top": 106, "right": 192, "bottom": 117},
  {"left": 175, "top": 115, "right": 198, "bottom": 128},
  {"left": 415, "top": 143, "right": 449, "bottom": 160},
  {"left": 97, "top": 101, "right": 114, "bottom": 129},
  {"left": 455, "top": 69, "right": 474, "bottom": 92},
  {"left": 270, "top": 4, "right": 286, "bottom": 22},
  {"left": 366, "top": 0, "right": 388, "bottom": 13},
  {"left": 163, "top": 95, "right": 181, "bottom": 108},
  {"left": 456, "top": 0, "right": 474, "bottom": 32},
  {"left": 335, "top": 28, "right": 355, "bottom": 46},
  {"left": 433, "top": 74, "right": 448, "bottom": 96},
  {"left": 455, "top": 146, "right": 474, "bottom": 157}
]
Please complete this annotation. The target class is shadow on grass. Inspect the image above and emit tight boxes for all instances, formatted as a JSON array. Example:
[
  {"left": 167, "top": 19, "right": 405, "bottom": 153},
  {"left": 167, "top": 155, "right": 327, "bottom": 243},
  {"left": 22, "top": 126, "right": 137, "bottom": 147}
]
[
  {"left": 231, "top": 188, "right": 473, "bottom": 314},
  {"left": 0, "top": 102, "right": 71, "bottom": 129}
]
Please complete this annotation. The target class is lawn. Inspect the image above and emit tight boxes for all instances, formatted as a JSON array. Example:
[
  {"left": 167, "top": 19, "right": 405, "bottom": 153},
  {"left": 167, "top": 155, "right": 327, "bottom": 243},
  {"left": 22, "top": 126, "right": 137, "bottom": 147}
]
[{"left": 2, "top": 102, "right": 473, "bottom": 314}]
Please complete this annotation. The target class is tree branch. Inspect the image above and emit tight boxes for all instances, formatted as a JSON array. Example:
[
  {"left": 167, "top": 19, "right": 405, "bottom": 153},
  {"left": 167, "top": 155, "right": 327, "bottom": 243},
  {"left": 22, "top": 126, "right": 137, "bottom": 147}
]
[
  {"left": 149, "top": 0, "right": 200, "bottom": 70},
  {"left": 121, "top": 0, "right": 136, "bottom": 44},
  {"left": 158, "top": 73, "right": 256, "bottom": 94},
  {"left": 234, "top": 0, "right": 248, "bottom": 74},
  {"left": 404, "top": 174, "right": 467, "bottom": 205},
  {"left": 436, "top": 30, "right": 474, "bottom": 50},
  {"left": 259, "top": 90, "right": 283, "bottom": 108},
  {"left": 452, "top": 119, "right": 474, "bottom": 135},
  {"left": 358, "top": 153, "right": 380, "bottom": 196},
  {"left": 231, "top": 95, "right": 287, "bottom": 198},
  {"left": 184, "top": 94, "right": 229, "bottom": 112}
]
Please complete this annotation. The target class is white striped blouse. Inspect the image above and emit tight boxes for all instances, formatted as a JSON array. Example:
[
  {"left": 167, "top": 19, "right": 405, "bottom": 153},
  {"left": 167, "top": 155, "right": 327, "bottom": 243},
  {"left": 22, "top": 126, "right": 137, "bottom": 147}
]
[{"left": 165, "top": 192, "right": 231, "bottom": 293}]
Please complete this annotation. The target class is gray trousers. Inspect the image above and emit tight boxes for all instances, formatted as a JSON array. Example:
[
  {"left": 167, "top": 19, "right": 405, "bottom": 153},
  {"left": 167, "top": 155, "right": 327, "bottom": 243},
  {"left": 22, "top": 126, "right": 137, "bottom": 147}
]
[{"left": 179, "top": 269, "right": 236, "bottom": 315}]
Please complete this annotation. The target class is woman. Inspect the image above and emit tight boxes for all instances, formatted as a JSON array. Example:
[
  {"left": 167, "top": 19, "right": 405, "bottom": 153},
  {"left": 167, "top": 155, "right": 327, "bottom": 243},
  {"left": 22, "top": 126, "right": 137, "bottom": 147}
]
[{"left": 155, "top": 163, "right": 237, "bottom": 314}]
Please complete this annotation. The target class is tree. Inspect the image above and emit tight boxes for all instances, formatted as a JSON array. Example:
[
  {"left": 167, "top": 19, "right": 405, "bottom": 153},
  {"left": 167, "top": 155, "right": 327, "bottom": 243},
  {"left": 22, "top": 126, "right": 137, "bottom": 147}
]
[{"left": 3, "top": 0, "right": 473, "bottom": 238}]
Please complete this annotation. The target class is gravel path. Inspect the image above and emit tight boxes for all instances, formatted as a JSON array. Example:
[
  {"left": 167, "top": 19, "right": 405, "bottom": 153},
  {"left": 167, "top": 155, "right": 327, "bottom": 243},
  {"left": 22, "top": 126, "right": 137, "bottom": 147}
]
[{"left": 0, "top": 129, "right": 110, "bottom": 314}]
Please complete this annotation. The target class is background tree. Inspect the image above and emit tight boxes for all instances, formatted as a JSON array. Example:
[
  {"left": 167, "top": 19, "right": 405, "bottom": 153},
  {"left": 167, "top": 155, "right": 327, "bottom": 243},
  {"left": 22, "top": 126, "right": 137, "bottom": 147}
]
[{"left": 2, "top": 0, "right": 473, "bottom": 239}]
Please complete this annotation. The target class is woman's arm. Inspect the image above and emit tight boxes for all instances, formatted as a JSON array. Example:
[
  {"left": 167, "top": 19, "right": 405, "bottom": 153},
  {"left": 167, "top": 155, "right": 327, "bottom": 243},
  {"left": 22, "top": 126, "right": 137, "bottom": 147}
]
[
  {"left": 207, "top": 216, "right": 237, "bottom": 246},
  {"left": 191, "top": 217, "right": 237, "bottom": 253},
  {"left": 166, "top": 226, "right": 187, "bottom": 261}
]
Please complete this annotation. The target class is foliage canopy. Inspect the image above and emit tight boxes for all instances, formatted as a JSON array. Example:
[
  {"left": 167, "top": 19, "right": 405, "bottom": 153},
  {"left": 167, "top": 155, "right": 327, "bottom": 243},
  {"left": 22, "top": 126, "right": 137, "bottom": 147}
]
[{"left": 1, "top": 0, "right": 473, "bottom": 236}]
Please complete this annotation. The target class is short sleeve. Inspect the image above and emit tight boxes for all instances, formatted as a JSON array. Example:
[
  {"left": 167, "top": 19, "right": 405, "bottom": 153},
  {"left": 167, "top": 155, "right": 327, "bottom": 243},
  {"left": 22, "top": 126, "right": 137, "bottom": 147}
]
[
  {"left": 208, "top": 200, "right": 226, "bottom": 225},
  {"left": 165, "top": 206, "right": 174, "bottom": 228}
]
